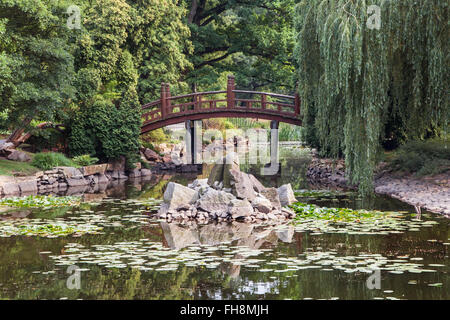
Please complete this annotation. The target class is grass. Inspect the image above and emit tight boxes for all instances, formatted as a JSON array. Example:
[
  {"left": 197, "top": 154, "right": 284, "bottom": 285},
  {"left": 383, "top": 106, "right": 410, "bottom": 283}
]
[
  {"left": 31, "top": 152, "right": 76, "bottom": 170},
  {"left": 0, "top": 159, "right": 40, "bottom": 176}
]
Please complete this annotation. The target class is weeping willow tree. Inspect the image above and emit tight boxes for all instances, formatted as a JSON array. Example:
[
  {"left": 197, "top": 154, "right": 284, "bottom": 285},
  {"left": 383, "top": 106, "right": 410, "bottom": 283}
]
[{"left": 294, "top": 0, "right": 449, "bottom": 194}]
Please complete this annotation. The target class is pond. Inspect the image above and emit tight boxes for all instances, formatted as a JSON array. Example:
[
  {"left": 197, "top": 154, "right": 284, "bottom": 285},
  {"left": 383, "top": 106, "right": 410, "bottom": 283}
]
[{"left": 0, "top": 146, "right": 448, "bottom": 300}]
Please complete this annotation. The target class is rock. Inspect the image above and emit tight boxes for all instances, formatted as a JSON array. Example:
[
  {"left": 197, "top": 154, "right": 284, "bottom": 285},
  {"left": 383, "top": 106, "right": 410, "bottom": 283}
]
[
  {"left": 228, "top": 199, "right": 253, "bottom": 219},
  {"left": 189, "top": 179, "right": 208, "bottom": 189},
  {"left": 251, "top": 196, "right": 273, "bottom": 214},
  {"left": 141, "top": 168, "right": 152, "bottom": 176},
  {"left": 277, "top": 184, "right": 297, "bottom": 206},
  {"left": 66, "top": 177, "right": 87, "bottom": 187},
  {"left": 144, "top": 148, "right": 160, "bottom": 161},
  {"left": 163, "top": 182, "right": 199, "bottom": 211},
  {"left": 249, "top": 174, "right": 266, "bottom": 193},
  {"left": 18, "top": 180, "right": 38, "bottom": 193},
  {"left": 171, "top": 153, "right": 183, "bottom": 166},
  {"left": 267, "top": 212, "right": 277, "bottom": 220},
  {"left": 2, "top": 183, "right": 20, "bottom": 195},
  {"left": 97, "top": 174, "right": 109, "bottom": 184},
  {"left": 86, "top": 175, "right": 98, "bottom": 186},
  {"left": 56, "top": 167, "right": 83, "bottom": 179},
  {"left": 7, "top": 150, "right": 31, "bottom": 162},
  {"left": 80, "top": 164, "right": 107, "bottom": 176},
  {"left": 163, "top": 155, "right": 172, "bottom": 163},
  {"left": 260, "top": 187, "right": 282, "bottom": 210},
  {"left": 228, "top": 169, "right": 257, "bottom": 201},
  {"left": 0, "top": 140, "right": 14, "bottom": 156},
  {"left": 207, "top": 163, "right": 224, "bottom": 186},
  {"left": 128, "top": 169, "right": 141, "bottom": 178},
  {"left": 196, "top": 188, "right": 235, "bottom": 214}
]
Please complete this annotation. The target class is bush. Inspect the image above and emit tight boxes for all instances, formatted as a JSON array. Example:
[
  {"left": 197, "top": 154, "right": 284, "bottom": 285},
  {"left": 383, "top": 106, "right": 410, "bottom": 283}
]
[
  {"left": 31, "top": 152, "right": 75, "bottom": 170},
  {"left": 68, "top": 93, "right": 141, "bottom": 165},
  {"left": 72, "top": 154, "right": 99, "bottom": 167},
  {"left": 389, "top": 139, "right": 450, "bottom": 176},
  {"left": 141, "top": 128, "right": 169, "bottom": 145}
]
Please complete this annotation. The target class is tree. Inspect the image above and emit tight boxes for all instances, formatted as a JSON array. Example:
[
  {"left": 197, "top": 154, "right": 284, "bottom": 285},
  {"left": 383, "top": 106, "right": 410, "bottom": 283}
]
[
  {"left": 294, "top": 0, "right": 449, "bottom": 194},
  {"left": 0, "top": 0, "right": 75, "bottom": 141},
  {"left": 184, "top": 0, "right": 296, "bottom": 93}
]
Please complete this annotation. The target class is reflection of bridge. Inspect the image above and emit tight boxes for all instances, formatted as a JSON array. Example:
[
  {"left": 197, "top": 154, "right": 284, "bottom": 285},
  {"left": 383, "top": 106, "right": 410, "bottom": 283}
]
[{"left": 141, "top": 76, "right": 302, "bottom": 134}]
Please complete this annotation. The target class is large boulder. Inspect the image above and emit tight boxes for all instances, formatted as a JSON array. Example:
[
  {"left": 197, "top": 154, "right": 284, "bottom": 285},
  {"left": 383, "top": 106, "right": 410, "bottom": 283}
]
[
  {"left": 2, "top": 183, "right": 20, "bottom": 196},
  {"left": 18, "top": 180, "right": 38, "bottom": 193},
  {"left": 227, "top": 168, "right": 257, "bottom": 201},
  {"left": 260, "top": 187, "right": 282, "bottom": 210},
  {"left": 207, "top": 152, "right": 240, "bottom": 187},
  {"left": 277, "top": 184, "right": 297, "bottom": 206},
  {"left": 56, "top": 167, "right": 83, "bottom": 179},
  {"left": 163, "top": 182, "right": 199, "bottom": 211},
  {"left": 248, "top": 174, "right": 266, "bottom": 193},
  {"left": 196, "top": 188, "right": 235, "bottom": 215},
  {"left": 7, "top": 150, "right": 31, "bottom": 162},
  {"left": 228, "top": 199, "right": 253, "bottom": 219}
]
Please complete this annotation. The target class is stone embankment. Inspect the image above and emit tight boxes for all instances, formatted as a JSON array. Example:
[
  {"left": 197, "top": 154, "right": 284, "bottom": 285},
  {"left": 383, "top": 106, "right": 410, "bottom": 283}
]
[
  {"left": 306, "top": 153, "right": 449, "bottom": 216},
  {"left": 157, "top": 153, "right": 297, "bottom": 223},
  {"left": 0, "top": 160, "right": 151, "bottom": 197},
  {"left": 374, "top": 173, "right": 450, "bottom": 216}
]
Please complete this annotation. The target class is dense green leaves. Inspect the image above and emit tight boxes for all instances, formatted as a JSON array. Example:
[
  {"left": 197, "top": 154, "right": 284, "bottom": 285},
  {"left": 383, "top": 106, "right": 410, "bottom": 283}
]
[
  {"left": 0, "top": 0, "right": 75, "bottom": 131},
  {"left": 294, "top": 0, "right": 449, "bottom": 194}
]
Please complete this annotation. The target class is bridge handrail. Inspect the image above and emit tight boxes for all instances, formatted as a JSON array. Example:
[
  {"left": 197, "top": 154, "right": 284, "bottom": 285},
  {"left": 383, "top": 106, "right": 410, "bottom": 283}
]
[
  {"left": 141, "top": 76, "right": 301, "bottom": 133},
  {"left": 232, "top": 90, "right": 295, "bottom": 100}
]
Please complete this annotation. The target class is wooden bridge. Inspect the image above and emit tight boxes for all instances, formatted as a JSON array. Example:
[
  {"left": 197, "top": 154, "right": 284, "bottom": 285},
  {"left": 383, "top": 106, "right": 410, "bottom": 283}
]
[{"left": 141, "top": 76, "right": 302, "bottom": 134}]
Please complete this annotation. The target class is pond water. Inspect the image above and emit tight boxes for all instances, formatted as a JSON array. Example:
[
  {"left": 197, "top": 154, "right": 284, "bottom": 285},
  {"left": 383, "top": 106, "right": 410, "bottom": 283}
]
[{"left": 0, "top": 147, "right": 448, "bottom": 300}]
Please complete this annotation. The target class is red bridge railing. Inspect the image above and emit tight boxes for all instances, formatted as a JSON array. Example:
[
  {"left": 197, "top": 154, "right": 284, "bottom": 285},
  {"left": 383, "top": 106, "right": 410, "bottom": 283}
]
[{"left": 141, "top": 76, "right": 301, "bottom": 133}]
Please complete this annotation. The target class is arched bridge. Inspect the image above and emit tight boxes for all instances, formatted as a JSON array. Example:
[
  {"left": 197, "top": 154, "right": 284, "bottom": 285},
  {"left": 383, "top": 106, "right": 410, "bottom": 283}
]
[{"left": 141, "top": 76, "right": 302, "bottom": 134}]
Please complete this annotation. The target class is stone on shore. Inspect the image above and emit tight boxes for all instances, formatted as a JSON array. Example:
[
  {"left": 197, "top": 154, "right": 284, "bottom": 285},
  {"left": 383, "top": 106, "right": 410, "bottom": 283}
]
[
  {"left": 251, "top": 196, "right": 273, "bottom": 214},
  {"left": 277, "top": 184, "right": 297, "bottom": 206}
]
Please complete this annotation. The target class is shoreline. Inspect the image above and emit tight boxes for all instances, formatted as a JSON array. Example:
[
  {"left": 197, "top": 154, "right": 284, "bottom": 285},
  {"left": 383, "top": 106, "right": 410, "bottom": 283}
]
[{"left": 306, "top": 155, "right": 450, "bottom": 217}]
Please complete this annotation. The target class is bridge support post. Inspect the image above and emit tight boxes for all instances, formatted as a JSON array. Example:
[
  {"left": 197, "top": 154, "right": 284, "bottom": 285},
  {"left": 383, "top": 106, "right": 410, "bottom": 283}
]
[
  {"left": 185, "top": 120, "right": 202, "bottom": 165},
  {"left": 261, "top": 120, "right": 280, "bottom": 176}
]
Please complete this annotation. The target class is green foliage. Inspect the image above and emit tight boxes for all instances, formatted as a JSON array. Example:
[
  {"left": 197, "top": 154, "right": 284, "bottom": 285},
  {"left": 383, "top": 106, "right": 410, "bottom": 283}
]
[
  {"left": 184, "top": 0, "right": 296, "bottom": 93},
  {"left": 142, "top": 129, "right": 169, "bottom": 145},
  {"left": 291, "top": 203, "right": 379, "bottom": 222},
  {"left": 389, "top": 139, "right": 450, "bottom": 176},
  {"left": 294, "top": 0, "right": 449, "bottom": 194},
  {"left": 26, "top": 128, "right": 66, "bottom": 153},
  {"left": 279, "top": 123, "right": 303, "bottom": 142},
  {"left": 31, "top": 152, "right": 75, "bottom": 170},
  {"left": 0, "top": 196, "right": 81, "bottom": 208},
  {"left": 72, "top": 154, "right": 99, "bottom": 167},
  {"left": 0, "top": 0, "right": 75, "bottom": 131}
]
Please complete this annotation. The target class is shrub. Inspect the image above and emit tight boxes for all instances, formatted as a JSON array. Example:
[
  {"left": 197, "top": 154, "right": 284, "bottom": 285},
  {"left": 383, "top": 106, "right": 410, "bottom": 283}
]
[
  {"left": 141, "top": 128, "right": 169, "bottom": 145},
  {"left": 72, "top": 154, "right": 99, "bottom": 167},
  {"left": 68, "top": 93, "right": 141, "bottom": 165},
  {"left": 31, "top": 152, "right": 75, "bottom": 170},
  {"left": 389, "top": 139, "right": 450, "bottom": 176}
]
